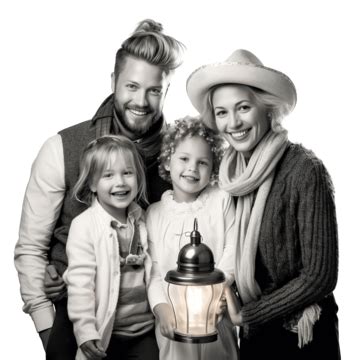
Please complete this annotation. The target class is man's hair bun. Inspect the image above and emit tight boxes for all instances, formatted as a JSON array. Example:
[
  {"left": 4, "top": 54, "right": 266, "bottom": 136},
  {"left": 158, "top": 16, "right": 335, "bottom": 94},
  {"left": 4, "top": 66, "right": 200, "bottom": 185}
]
[{"left": 134, "top": 19, "right": 163, "bottom": 33}]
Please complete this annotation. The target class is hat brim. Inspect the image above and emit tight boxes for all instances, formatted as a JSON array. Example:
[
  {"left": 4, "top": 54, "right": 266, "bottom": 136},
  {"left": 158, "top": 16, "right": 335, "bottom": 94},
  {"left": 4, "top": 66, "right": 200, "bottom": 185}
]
[{"left": 186, "top": 62, "right": 297, "bottom": 113}]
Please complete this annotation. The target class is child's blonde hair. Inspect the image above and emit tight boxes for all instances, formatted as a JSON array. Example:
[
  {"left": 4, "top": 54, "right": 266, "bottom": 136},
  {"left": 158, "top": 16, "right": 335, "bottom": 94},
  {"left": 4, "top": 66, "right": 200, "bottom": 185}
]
[
  {"left": 158, "top": 116, "right": 225, "bottom": 183},
  {"left": 73, "top": 135, "right": 147, "bottom": 206}
]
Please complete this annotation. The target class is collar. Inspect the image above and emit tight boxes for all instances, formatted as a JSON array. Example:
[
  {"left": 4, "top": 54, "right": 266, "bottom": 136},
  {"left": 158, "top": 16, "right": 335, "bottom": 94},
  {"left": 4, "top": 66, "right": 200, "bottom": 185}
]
[
  {"left": 160, "top": 186, "right": 211, "bottom": 214},
  {"left": 91, "top": 198, "right": 143, "bottom": 227}
]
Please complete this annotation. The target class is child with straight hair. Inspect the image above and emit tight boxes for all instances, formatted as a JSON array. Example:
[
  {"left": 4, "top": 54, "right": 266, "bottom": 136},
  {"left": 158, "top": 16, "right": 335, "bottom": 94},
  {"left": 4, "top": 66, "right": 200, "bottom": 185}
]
[
  {"left": 63, "top": 135, "right": 169, "bottom": 360},
  {"left": 146, "top": 117, "right": 239, "bottom": 360}
]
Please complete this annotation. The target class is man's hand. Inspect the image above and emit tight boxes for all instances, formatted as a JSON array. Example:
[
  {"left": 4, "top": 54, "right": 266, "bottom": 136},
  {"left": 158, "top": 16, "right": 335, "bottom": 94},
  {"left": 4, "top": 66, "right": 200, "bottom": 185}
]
[
  {"left": 80, "top": 340, "right": 106, "bottom": 360},
  {"left": 44, "top": 265, "right": 66, "bottom": 300},
  {"left": 153, "top": 303, "right": 175, "bottom": 339},
  {"left": 39, "top": 328, "right": 52, "bottom": 351}
]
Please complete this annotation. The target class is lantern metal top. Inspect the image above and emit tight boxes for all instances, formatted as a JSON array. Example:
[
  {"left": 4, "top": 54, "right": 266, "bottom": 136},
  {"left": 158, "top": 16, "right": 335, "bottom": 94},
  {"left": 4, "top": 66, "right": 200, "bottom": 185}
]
[{"left": 165, "top": 218, "right": 225, "bottom": 286}]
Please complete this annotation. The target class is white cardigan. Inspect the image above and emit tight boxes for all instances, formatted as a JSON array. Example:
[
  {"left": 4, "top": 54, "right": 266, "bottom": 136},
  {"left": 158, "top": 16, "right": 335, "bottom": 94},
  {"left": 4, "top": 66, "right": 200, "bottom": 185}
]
[{"left": 63, "top": 200, "right": 166, "bottom": 360}]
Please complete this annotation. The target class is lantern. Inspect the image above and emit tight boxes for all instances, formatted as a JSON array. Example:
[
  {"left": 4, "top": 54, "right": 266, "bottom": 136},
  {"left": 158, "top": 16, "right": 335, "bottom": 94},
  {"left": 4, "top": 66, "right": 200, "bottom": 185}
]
[{"left": 165, "top": 218, "right": 225, "bottom": 343}]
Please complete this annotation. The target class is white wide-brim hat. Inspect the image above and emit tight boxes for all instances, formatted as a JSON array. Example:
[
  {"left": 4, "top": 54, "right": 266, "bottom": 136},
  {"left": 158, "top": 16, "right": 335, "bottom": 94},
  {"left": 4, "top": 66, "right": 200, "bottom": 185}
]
[{"left": 186, "top": 49, "right": 297, "bottom": 114}]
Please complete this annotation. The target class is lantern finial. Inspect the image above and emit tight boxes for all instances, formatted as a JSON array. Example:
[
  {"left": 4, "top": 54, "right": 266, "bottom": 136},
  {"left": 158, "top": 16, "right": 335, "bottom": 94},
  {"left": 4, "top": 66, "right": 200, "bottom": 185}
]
[{"left": 191, "top": 218, "right": 201, "bottom": 245}]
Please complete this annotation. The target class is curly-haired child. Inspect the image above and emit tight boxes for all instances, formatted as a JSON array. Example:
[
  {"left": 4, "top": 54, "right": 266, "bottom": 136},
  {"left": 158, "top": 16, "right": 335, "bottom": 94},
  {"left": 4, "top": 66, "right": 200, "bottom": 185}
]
[{"left": 146, "top": 116, "right": 239, "bottom": 360}]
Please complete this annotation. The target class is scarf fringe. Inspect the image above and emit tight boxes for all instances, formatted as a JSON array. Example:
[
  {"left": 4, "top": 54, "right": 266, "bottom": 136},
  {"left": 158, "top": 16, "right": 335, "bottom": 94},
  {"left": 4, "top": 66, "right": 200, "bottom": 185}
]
[{"left": 289, "top": 304, "right": 321, "bottom": 348}]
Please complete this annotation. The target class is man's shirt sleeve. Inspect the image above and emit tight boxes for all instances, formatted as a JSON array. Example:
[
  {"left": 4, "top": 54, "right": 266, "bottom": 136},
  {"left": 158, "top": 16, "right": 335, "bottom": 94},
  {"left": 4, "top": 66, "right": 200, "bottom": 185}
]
[{"left": 14, "top": 134, "right": 65, "bottom": 332}]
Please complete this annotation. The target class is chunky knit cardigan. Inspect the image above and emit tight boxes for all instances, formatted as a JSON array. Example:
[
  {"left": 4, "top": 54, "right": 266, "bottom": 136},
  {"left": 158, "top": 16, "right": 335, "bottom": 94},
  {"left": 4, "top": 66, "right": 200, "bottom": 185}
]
[{"left": 240, "top": 143, "right": 338, "bottom": 332}]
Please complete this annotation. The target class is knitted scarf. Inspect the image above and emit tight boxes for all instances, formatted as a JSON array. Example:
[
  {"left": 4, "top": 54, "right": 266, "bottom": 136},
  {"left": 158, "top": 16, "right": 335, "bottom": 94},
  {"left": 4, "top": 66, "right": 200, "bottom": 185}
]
[
  {"left": 219, "top": 130, "right": 321, "bottom": 348},
  {"left": 94, "top": 95, "right": 165, "bottom": 167}
]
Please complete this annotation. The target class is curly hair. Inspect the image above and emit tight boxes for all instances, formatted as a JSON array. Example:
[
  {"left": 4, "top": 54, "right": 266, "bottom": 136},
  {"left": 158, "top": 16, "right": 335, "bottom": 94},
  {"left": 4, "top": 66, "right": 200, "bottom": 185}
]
[{"left": 158, "top": 116, "right": 225, "bottom": 184}]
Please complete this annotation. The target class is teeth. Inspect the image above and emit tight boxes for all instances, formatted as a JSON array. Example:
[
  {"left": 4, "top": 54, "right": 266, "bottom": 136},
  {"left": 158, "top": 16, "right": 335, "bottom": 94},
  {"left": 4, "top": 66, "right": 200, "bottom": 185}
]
[
  {"left": 231, "top": 129, "right": 250, "bottom": 139},
  {"left": 112, "top": 191, "right": 128, "bottom": 196},
  {"left": 129, "top": 109, "right": 147, "bottom": 116},
  {"left": 182, "top": 176, "right": 199, "bottom": 181}
]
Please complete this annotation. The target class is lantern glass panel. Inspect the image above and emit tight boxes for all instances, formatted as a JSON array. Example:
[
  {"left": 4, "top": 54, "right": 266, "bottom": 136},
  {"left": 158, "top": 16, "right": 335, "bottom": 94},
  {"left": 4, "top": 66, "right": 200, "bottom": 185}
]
[{"left": 167, "top": 283, "right": 224, "bottom": 336}]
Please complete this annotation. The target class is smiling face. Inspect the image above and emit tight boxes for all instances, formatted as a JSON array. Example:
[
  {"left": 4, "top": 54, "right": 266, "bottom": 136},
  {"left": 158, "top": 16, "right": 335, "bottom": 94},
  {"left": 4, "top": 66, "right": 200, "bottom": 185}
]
[
  {"left": 91, "top": 150, "right": 138, "bottom": 223},
  {"left": 112, "top": 56, "right": 170, "bottom": 138},
  {"left": 166, "top": 136, "right": 213, "bottom": 203},
  {"left": 212, "top": 84, "right": 270, "bottom": 159}
]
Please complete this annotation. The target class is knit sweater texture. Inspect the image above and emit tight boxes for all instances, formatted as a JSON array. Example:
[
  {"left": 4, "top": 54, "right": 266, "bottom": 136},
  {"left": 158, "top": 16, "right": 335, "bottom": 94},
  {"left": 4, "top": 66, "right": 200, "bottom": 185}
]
[{"left": 240, "top": 142, "right": 338, "bottom": 331}]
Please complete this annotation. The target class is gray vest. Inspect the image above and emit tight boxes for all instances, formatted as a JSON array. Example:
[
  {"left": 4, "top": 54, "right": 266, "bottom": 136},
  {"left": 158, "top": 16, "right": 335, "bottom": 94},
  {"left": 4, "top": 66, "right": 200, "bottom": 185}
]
[{"left": 49, "top": 119, "right": 95, "bottom": 276}]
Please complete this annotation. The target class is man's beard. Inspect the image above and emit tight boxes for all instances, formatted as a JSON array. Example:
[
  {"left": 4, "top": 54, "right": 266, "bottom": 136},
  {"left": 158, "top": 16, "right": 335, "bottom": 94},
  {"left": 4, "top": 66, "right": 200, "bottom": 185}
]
[{"left": 114, "top": 102, "right": 158, "bottom": 138}]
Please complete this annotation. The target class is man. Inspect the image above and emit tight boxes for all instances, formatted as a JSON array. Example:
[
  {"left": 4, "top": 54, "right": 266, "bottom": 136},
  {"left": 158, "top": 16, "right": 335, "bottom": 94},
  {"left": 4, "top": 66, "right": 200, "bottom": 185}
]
[{"left": 15, "top": 19, "right": 184, "bottom": 359}]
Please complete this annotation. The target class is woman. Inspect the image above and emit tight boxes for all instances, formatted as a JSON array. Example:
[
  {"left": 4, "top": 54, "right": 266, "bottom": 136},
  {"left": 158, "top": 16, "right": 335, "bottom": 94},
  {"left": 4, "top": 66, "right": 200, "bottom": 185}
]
[{"left": 186, "top": 49, "right": 340, "bottom": 359}]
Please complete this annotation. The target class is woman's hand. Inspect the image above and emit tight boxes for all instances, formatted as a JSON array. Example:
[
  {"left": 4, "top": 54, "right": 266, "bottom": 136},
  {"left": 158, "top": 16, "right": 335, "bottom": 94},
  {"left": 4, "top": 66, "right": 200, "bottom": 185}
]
[
  {"left": 153, "top": 303, "right": 175, "bottom": 339},
  {"left": 224, "top": 284, "right": 243, "bottom": 326},
  {"left": 80, "top": 340, "right": 106, "bottom": 360},
  {"left": 216, "top": 293, "right": 228, "bottom": 323}
]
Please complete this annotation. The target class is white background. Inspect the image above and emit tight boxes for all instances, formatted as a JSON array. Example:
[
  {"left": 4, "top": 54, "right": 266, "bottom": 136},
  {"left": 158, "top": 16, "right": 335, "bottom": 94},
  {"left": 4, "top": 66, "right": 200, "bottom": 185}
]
[{"left": 1, "top": 0, "right": 359, "bottom": 358}]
